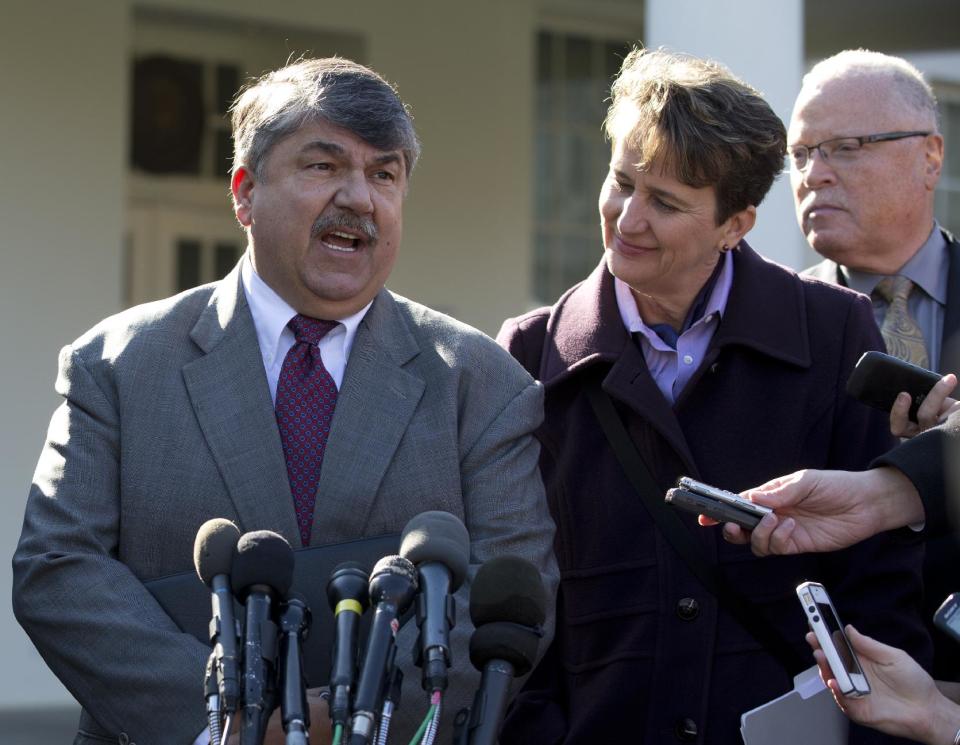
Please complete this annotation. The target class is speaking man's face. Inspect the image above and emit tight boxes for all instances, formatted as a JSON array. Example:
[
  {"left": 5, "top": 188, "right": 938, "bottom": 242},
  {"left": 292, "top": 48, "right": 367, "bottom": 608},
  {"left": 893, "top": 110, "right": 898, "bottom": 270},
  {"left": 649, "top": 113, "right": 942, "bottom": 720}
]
[{"left": 233, "top": 118, "right": 406, "bottom": 319}]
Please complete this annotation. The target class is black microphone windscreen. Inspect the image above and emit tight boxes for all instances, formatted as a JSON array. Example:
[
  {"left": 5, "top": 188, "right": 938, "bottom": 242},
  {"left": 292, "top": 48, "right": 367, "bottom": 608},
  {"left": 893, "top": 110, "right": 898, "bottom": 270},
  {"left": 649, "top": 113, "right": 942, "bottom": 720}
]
[
  {"left": 468, "top": 621, "right": 540, "bottom": 675},
  {"left": 368, "top": 555, "right": 419, "bottom": 612},
  {"left": 469, "top": 556, "right": 547, "bottom": 628},
  {"left": 370, "top": 554, "right": 418, "bottom": 587},
  {"left": 193, "top": 518, "right": 241, "bottom": 586},
  {"left": 327, "top": 561, "right": 370, "bottom": 610},
  {"left": 231, "top": 530, "right": 295, "bottom": 599},
  {"left": 399, "top": 510, "right": 470, "bottom": 589}
]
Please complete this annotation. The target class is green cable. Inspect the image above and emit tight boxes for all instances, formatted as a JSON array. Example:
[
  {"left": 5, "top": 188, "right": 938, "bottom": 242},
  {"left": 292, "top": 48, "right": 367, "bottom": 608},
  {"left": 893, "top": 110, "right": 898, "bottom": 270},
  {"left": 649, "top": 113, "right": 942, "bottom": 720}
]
[
  {"left": 332, "top": 723, "right": 343, "bottom": 745},
  {"left": 407, "top": 704, "right": 437, "bottom": 745}
]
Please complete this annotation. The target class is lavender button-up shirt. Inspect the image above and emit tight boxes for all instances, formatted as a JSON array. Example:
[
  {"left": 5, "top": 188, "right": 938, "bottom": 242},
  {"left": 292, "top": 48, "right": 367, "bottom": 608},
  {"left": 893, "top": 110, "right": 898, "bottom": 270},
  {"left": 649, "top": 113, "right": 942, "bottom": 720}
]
[{"left": 616, "top": 249, "right": 734, "bottom": 405}]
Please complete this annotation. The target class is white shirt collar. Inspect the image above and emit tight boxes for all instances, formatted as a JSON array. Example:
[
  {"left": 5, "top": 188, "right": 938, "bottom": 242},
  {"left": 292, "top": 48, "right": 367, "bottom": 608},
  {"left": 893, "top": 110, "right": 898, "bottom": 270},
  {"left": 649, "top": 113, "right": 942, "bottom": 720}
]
[{"left": 240, "top": 253, "right": 372, "bottom": 393}]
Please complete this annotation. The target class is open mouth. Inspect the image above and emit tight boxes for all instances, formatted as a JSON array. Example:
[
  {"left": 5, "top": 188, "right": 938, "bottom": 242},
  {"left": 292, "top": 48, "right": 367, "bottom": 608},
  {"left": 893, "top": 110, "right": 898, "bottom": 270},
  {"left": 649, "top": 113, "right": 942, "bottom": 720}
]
[{"left": 320, "top": 230, "right": 363, "bottom": 252}]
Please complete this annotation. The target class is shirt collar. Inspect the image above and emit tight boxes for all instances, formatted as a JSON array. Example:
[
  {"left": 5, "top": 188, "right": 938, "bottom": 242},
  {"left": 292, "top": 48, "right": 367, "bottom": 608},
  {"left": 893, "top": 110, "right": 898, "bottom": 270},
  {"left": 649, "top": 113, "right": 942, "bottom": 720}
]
[
  {"left": 240, "top": 253, "right": 372, "bottom": 367},
  {"left": 842, "top": 222, "right": 949, "bottom": 305},
  {"left": 615, "top": 249, "right": 734, "bottom": 340}
]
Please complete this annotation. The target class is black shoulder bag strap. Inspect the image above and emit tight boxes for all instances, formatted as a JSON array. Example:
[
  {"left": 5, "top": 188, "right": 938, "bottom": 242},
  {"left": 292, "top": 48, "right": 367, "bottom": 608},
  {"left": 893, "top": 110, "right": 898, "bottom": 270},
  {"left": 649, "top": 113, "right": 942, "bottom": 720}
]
[{"left": 585, "top": 380, "right": 806, "bottom": 675}]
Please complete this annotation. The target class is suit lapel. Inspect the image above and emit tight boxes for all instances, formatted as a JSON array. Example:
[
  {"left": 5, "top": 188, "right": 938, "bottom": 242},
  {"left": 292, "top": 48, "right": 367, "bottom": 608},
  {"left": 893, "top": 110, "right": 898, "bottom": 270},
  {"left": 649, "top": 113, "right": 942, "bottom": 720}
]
[
  {"left": 309, "top": 289, "right": 425, "bottom": 546},
  {"left": 182, "top": 265, "right": 300, "bottom": 543},
  {"left": 942, "top": 233, "right": 960, "bottom": 373}
]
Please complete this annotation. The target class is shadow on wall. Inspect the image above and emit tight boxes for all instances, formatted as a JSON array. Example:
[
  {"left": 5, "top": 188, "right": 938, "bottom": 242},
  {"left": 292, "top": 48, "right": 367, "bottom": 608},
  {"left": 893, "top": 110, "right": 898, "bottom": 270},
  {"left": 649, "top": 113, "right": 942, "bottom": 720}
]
[{"left": 2, "top": 706, "right": 80, "bottom": 743}]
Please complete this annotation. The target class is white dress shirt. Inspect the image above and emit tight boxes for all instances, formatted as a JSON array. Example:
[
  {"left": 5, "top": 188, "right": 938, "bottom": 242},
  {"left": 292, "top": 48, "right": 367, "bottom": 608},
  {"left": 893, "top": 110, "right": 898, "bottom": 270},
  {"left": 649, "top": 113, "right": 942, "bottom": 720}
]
[{"left": 240, "top": 254, "right": 372, "bottom": 398}]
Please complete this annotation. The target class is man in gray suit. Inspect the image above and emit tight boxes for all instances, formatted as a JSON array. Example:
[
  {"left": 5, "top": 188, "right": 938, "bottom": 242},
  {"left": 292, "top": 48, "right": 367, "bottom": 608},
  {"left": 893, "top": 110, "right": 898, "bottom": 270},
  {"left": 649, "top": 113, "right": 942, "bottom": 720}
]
[
  {"left": 793, "top": 50, "right": 960, "bottom": 376},
  {"left": 790, "top": 48, "right": 959, "bottom": 681},
  {"left": 12, "top": 58, "right": 557, "bottom": 745}
]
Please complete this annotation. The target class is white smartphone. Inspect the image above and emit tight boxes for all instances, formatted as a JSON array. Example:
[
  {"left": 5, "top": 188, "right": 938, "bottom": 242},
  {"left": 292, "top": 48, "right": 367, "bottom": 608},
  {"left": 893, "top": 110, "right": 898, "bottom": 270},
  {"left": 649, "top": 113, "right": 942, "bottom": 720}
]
[{"left": 796, "top": 581, "right": 870, "bottom": 697}]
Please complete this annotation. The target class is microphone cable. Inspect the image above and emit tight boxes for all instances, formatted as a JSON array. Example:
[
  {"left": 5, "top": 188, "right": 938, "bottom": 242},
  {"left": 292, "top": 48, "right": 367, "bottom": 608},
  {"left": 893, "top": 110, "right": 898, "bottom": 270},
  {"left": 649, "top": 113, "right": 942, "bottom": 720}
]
[
  {"left": 406, "top": 692, "right": 441, "bottom": 745},
  {"left": 220, "top": 713, "right": 235, "bottom": 745}
]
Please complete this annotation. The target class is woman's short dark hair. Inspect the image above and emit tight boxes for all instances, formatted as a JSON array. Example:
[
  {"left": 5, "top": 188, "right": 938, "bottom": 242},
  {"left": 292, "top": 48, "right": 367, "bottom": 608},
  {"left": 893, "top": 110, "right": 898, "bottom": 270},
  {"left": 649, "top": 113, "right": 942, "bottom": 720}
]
[{"left": 605, "top": 48, "right": 786, "bottom": 224}]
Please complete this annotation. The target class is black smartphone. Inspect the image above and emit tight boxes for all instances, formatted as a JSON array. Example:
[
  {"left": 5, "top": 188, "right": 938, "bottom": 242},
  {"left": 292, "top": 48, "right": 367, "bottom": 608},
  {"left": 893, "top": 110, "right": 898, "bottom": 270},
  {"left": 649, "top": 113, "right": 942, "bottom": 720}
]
[
  {"left": 934, "top": 593, "right": 960, "bottom": 645},
  {"left": 665, "top": 477, "right": 771, "bottom": 531},
  {"left": 846, "top": 351, "right": 941, "bottom": 422}
]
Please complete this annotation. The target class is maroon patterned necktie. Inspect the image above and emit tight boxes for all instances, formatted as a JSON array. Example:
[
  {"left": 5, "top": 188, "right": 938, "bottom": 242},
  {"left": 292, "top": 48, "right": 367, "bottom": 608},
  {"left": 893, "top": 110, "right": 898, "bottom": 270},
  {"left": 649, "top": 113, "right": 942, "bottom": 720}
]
[{"left": 275, "top": 314, "right": 339, "bottom": 546}]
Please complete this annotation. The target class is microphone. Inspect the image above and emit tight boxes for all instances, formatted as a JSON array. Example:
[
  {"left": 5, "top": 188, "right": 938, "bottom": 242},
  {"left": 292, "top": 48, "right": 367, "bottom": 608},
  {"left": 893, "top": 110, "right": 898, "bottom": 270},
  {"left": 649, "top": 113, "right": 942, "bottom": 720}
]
[
  {"left": 349, "top": 555, "right": 418, "bottom": 745},
  {"left": 278, "top": 593, "right": 312, "bottom": 745},
  {"left": 194, "top": 518, "right": 243, "bottom": 736},
  {"left": 400, "top": 511, "right": 470, "bottom": 694},
  {"left": 466, "top": 556, "right": 547, "bottom": 745},
  {"left": 232, "top": 530, "right": 295, "bottom": 745},
  {"left": 326, "top": 562, "right": 370, "bottom": 730}
]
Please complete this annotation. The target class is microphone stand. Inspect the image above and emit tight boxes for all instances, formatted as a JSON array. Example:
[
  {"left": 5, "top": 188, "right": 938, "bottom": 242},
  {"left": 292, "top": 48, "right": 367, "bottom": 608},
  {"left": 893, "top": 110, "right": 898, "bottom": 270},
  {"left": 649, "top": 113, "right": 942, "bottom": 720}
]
[
  {"left": 204, "top": 651, "right": 223, "bottom": 744},
  {"left": 279, "top": 597, "right": 312, "bottom": 745}
]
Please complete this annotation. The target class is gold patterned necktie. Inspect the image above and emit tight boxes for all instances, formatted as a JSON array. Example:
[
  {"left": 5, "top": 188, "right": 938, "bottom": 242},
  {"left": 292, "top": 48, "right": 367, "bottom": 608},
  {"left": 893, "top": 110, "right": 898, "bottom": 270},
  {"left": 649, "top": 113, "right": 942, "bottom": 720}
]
[{"left": 874, "top": 275, "right": 929, "bottom": 368}]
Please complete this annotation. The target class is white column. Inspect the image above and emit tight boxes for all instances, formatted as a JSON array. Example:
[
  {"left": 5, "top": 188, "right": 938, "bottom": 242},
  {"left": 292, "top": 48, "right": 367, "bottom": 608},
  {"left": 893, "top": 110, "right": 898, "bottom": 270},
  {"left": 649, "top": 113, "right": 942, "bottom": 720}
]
[{"left": 645, "top": 0, "right": 814, "bottom": 269}]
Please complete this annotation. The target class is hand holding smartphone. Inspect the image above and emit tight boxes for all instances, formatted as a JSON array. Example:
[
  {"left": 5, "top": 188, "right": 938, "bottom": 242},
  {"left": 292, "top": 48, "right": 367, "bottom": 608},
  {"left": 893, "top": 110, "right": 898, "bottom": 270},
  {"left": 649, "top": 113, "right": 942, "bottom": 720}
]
[
  {"left": 797, "top": 581, "right": 870, "bottom": 697},
  {"left": 846, "top": 351, "right": 941, "bottom": 423},
  {"left": 665, "top": 476, "right": 772, "bottom": 531}
]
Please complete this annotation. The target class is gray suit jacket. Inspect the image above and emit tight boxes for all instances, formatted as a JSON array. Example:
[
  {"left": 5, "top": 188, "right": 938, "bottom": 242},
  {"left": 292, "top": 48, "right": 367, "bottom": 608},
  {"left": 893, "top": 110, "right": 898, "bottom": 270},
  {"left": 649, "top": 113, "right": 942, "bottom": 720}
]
[
  {"left": 13, "top": 263, "right": 558, "bottom": 745},
  {"left": 803, "top": 228, "right": 960, "bottom": 374}
]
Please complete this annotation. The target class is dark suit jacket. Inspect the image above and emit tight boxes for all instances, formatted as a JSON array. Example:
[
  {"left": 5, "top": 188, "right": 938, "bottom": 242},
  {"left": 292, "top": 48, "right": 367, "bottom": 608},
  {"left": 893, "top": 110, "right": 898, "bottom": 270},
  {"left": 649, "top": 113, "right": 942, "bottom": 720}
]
[
  {"left": 806, "top": 228, "right": 960, "bottom": 679},
  {"left": 12, "top": 262, "right": 559, "bottom": 745},
  {"left": 803, "top": 227, "right": 960, "bottom": 375},
  {"left": 875, "top": 410, "right": 960, "bottom": 541},
  {"left": 497, "top": 244, "right": 930, "bottom": 744}
]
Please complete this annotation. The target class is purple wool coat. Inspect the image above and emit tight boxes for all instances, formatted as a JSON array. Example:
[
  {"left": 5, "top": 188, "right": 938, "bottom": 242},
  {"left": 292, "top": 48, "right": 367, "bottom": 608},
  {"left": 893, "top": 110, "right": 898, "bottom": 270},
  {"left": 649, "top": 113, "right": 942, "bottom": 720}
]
[{"left": 497, "top": 243, "right": 931, "bottom": 745}]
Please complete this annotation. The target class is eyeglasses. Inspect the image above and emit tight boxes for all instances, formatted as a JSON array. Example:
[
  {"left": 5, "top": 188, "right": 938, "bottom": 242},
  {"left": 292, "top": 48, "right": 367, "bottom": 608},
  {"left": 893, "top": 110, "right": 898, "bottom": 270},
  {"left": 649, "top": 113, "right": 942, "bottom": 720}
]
[{"left": 788, "top": 130, "right": 931, "bottom": 171}]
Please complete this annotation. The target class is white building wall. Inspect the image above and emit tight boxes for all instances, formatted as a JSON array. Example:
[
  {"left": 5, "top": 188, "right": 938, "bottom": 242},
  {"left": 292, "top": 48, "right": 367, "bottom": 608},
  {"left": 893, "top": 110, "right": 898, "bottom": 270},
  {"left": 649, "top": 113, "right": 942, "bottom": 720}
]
[
  {"left": 0, "top": 0, "right": 130, "bottom": 713},
  {"left": 645, "top": 0, "right": 816, "bottom": 270}
]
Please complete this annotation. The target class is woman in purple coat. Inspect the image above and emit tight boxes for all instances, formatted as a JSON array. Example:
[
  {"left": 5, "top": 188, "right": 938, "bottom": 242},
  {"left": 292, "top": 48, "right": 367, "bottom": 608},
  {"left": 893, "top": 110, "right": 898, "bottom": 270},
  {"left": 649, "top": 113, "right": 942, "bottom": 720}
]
[{"left": 497, "top": 48, "right": 930, "bottom": 744}]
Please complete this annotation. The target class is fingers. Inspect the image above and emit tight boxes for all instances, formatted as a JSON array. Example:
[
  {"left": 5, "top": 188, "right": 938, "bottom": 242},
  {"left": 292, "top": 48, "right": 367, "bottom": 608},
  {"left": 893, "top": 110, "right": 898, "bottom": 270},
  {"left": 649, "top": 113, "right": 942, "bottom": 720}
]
[
  {"left": 942, "top": 398, "right": 960, "bottom": 424},
  {"left": 721, "top": 521, "right": 749, "bottom": 544},
  {"left": 809, "top": 644, "right": 836, "bottom": 692},
  {"left": 845, "top": 624, "right": 897, "bottom": 663},
  {"left": 720, "top": 512, "right": 800, "bottom": 557},
  {"left": 916, "top": 374, "right": 958, "bottom": 433},
  {"left": 745, "top": 512, "right": 778, "bottom": 556},
  {"left": 890, "top": 391, "right": 917, "bottom": 438},
  {"left": 741, "top": 470, "right": 809, "bottom": 510}
]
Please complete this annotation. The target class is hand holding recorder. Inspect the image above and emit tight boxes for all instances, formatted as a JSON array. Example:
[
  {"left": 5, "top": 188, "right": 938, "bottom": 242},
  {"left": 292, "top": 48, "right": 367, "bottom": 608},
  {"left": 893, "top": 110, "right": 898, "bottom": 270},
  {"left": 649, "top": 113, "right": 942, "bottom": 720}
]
[
  {"left": 665, "top": 476, "right": 771, "bottom": 531},
  {"left": 707, "top": 467, "right": 924, "bottom": 557}
]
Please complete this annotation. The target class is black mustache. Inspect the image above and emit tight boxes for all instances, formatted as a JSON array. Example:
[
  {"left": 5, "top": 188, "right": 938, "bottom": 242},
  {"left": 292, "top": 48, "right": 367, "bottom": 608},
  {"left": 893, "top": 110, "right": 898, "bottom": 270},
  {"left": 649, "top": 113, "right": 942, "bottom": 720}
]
[{"left": 311, "top": 212, "right": 378, "bottom": 245}]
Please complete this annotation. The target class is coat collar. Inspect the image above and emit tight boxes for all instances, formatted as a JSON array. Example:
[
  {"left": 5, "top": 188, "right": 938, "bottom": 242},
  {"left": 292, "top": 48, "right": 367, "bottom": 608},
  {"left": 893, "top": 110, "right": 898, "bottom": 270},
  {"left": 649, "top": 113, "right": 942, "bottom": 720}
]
[{"left": 541, "top": 242, "right": 812, "bottom": 387}]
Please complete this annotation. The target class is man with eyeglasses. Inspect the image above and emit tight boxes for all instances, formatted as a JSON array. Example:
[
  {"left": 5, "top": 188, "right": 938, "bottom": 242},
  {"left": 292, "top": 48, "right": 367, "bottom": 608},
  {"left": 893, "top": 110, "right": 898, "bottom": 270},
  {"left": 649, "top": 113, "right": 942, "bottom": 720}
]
[
  {"left": 792, "top": 48, "right": 960, "bottom": 680},
  {"left": 794, "top": 50, "right": 957, "bottom": 376}
]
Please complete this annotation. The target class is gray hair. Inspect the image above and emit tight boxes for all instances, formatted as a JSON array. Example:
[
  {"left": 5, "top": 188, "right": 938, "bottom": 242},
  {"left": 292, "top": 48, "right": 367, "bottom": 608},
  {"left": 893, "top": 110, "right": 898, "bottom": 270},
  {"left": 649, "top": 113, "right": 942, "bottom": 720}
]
[
  {"left": 231, "top": 57, "right": 421, "bottom": 179},
  {"left": 803, "top": 49, "right": 940, "bottom": 131}
]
